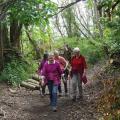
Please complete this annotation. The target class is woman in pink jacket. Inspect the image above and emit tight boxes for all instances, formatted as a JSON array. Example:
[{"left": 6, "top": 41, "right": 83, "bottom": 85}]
[{"left": 42, "top": 52, "right": 62, "bottom": 112}]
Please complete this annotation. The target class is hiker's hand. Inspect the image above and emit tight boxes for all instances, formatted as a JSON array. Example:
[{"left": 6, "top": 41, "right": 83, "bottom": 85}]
[
  {"left": 41, "top": 79, "right": 45, "bottom": 86},
  {"left": 68, "top": 74, "right": 71, "bottom": 80},
  {"left": 41, "top": 76, "right": 45, "bottom": 86},
  {"left": 41, "top": 76, "right": 45, "bottom": 79},
  {"left": 82, "top": 71, "right": 86, "bottom": 77},
  {"left": 61, "top": 74, "right": 64, "bottom": 77}
]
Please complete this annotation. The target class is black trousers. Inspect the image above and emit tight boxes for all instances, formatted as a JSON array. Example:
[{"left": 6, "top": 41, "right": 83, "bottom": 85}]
[
  {"left": 58, "top": 68, "right": 69, "bottom": 93},
  {"left": 41, "top": 84, "right": 47, "bottom": 94}
]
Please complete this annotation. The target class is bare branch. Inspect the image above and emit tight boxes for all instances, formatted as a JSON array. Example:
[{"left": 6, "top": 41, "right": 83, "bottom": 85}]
[
  {"left": 105, "top": 0, "right": 120, "bottom": 12},
  {"left": 73, "top": 21, "right": 89, "bottom": 38},
  {"left": 0, "top": 0, "right": 17, "bottom": 20},
  {"left": 75, "top": 11, "right": 95, "bottom": 39},
  {"left": 55, "top": 15, "right": 64, "bottom": 37},
  {"left": 58, "top": 0, "right": 81, "bottom": 9},
  {"left": 54, "top": 0, "right": 82, "bottom": 16},
  {"left": 97, "top": 0, "right": 120, "bottom": 11}
]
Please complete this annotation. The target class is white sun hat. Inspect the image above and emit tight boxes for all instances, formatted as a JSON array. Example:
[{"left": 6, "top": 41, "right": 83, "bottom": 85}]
[{"left": 73, "top": 47, "right": 80, "bottom": 52}]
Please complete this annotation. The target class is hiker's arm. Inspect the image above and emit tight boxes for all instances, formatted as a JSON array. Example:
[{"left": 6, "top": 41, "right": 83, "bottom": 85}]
[
  {"left": 83, "top": 69, "right": 87, "bottom": 77},
  {"left": 64, "top": 61, "right": 68, "bottom": 70},
  {"left": 83, "top": 57, "right": 87, "bottom": 77}
]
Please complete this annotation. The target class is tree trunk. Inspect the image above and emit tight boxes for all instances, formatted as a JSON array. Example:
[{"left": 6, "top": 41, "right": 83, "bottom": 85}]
[
  {"left": 0, "top": 22, "right": 4, "bottom": 70},
  {"left": 0, "top": 19, "right": 23, "bottom": 71},
  {"left": 93, "top": 0, "right": 103, "bottom": 38},
  {"left": 10, "top": 19, "right": 22, "bottom": 52},
  {"left": 2, "top": 19, "right": 23, "bottom": 63}
]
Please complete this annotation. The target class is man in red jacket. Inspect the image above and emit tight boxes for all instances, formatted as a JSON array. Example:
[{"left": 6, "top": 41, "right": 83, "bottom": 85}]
[{"left": 70, "top": 47, "right": 87, "bottom": 102}]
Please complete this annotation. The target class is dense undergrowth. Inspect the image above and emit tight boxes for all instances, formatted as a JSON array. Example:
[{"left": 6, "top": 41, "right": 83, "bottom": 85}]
[
  {"left": 96, "top": 65, "right": 120, "bottom": 120},
  {"left": 0, "top": 58, "right": 38, "bottom": 86}
]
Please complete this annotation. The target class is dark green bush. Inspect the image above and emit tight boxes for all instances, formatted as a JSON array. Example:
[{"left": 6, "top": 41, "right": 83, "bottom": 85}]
[
  {"left": 87, "top": 49, "right": 103, "bottom": 64},
  {"left": 0, "top": 58, "right": 37, "bottom": 86}
]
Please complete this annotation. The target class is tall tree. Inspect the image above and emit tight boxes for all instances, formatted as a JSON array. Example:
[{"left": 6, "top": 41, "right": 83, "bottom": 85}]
[{"left": 0, "top": 0, "right": 57, "bottom": 70}]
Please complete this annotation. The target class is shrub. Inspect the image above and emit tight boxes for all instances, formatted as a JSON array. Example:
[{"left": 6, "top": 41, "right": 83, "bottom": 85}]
[{"left": 0, "top": 58, "right": 37, "bottom": 86}]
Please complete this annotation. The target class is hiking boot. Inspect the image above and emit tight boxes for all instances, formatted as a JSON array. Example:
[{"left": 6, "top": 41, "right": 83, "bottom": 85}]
[
  {"left": 40, "top": 92, "right": 46, "bottom": 97},
  {"left": 72, "top": 96, "right": 76, "bottom": 102},
  {"left": 52, "top": 107, "right": 57, "bottom": 112},
  {"left": 65, "top": 92, "right": 68, "bottom": 97},
  {"left": 77, "top": 96, "right": 83, "bottom": 101},
  {"left": 58, "top": 93, "right": 62, "bottom": 97}
]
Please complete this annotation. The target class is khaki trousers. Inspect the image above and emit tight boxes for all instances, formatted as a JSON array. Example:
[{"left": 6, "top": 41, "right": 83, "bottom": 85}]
[{"left": 72, "top": 73, "right": 83, "bottom": 98}]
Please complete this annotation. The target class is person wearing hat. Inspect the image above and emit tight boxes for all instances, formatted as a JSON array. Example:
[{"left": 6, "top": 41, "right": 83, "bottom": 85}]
[{"left": 70, "top": 47, "right": 87, "bottom": 102}]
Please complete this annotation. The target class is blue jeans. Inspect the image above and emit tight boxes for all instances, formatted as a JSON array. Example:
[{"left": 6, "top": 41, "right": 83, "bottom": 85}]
[{"left": 47, "top": 80, "right": 58, "bottom": 107}]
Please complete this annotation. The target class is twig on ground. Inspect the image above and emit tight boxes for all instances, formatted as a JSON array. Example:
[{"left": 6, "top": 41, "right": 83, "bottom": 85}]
[{"left": 0, "top": 107, "right": 6, "bottom": 118}]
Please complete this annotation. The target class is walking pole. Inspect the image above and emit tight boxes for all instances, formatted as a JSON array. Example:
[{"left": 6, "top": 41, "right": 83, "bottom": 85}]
[
  {"left": 62, "top": 74, "right": 66, "bottom": 96},
  {"left": 68, "top": 66, "right": 71, "bottom": 98},
  {"left": 68, "top": 75, "right": 71, "bottom": 98}
]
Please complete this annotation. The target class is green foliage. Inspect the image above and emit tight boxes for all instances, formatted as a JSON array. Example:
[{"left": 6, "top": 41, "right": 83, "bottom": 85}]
[
  {"left": 22, "top": 25, "right": 52, "bottom": 59},
  {"left": 10, "top": 0, "right": 56, "bottom": 24},
  {"left": 87, "top": 0, "right": 93, "bottom": 9},
  {"left": 104, "top": 28, "right": 119, "bottom": 55},
  {"left": 101, "top": 4, "right": 120, "bottom": 55},
  {"left": 1, "top": 0, "right": 57, "bottom": 66},
  {"left": 85, "top": 45, "right": 103, "bottom": 64},
  {"left": 7, "top": 0, "right": 57, "bottom": 25},
  {"left": 0, "top": 58, "right": 37, "bottom": 86},
  {"left": 97, "top": 2, "right": 120, "bottom": 119},
  {"left": 62, "top": 7, "right": 80, "bottom": 37},
  {"left": 98, "top": 0, "right": 113, "bottom": 8}
]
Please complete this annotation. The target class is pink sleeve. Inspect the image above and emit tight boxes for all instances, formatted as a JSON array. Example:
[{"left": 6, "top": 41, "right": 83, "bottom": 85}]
[
  {"left": 41, "top": 63, "right": 47, "bottom": 77},
  {"left": 59, "top": 57, "right": 67, "bottom": 67},
  {"left": 56, "top": 62, "right": 62, "bottom": 76}
]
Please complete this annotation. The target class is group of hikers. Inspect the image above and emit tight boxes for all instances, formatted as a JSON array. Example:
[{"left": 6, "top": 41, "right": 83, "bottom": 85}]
[{"left": 37, "top": 45, "right": 87, "bottom": 112}]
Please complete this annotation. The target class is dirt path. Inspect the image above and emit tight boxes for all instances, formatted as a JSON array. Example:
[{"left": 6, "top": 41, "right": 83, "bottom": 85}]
[{"left": 0, "top": 66, "right": 103, "bottom": 120}]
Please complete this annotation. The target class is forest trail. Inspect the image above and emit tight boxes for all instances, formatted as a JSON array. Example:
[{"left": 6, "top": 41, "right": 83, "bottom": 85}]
[{"left": 0, "top": 64, "right": 103, "bottom": 120}]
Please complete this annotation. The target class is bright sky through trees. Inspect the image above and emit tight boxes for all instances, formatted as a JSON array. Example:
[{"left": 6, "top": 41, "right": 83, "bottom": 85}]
[{"left": 50, "top": 0, "right": 91, "bottom": 39}]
